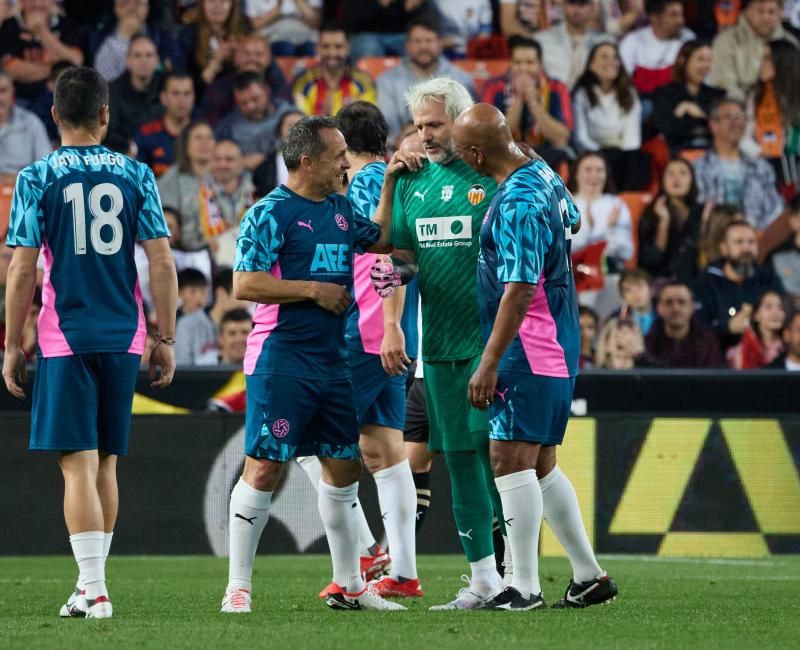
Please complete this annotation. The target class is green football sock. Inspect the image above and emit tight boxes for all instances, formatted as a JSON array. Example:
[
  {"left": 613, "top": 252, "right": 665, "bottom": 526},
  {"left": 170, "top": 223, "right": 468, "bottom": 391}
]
[
  {"left": 443, "top": 450, "right": 495, "bottom": 562},
  {"left": 475, "top": 432, "right": 507, "bottom": 536}
]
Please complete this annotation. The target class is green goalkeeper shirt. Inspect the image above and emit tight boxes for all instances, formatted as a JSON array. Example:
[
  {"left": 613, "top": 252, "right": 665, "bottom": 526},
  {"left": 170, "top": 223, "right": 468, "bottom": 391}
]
[{"left": 391, "top": 158, "right": 497, "bottom": 362}]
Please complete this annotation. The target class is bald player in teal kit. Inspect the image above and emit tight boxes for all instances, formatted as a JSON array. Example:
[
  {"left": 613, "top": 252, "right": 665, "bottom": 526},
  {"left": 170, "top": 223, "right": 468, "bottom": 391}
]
[{"left": 453, "top": 103, "right": 617, "bottom": 611}]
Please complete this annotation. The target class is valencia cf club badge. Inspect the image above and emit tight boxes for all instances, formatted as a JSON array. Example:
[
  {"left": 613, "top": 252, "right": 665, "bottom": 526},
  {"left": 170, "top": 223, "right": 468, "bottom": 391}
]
[{"left": 467, "top": 184, "right": 486, "bottom": 205}]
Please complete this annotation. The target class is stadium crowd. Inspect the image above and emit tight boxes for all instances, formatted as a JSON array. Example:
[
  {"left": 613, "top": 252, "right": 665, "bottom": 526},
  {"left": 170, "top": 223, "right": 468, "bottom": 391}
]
[{"left": 2, "top": 0, "right": 800, "bottom": 372}]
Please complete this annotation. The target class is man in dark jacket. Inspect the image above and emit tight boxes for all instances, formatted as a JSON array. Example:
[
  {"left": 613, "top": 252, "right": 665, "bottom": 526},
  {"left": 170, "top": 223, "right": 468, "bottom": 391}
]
[
  {"left": 693, "top": 219, "right": 784, "bottom": 351},
  {"left": 646, "top": 281, "right": 726, "bottom": 368},
  {"left": 108, "top": 34, "right": 163, "bottom": 142}
]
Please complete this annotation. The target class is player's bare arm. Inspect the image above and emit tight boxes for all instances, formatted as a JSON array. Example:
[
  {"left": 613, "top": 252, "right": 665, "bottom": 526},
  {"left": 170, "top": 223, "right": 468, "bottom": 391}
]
[
  {"left": 234, "top": 270, "right": 351, "bottom": 315},
  {"left": 366, "top": 150, "right": 425, "bottom": 250},
  {"left": 2, "top": 246, "right": 39, "bottom": 399},
  {"left": 142, "top": 237, "right": 178, "bottom": 388},
  {"left": 468, "top": 281, "right": 536, "bottom": 410},
  {"left": 380, "top": 285, "right": 411, "bottom": 376}
]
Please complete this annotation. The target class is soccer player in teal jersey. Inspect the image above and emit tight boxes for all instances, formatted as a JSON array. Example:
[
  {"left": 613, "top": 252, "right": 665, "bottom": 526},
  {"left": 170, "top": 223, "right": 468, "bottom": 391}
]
[
  {"left": 2, "top": 67, "right": 178, "bottom": 619},
  {"left": 455, "top": 103, "right": 617, "bottom": 610},
  {"left": 221, "top": 117, "right": 420, "bottom": 613},
  {"left": 372, "top": 78, "right": 509, "bottom": 610}
]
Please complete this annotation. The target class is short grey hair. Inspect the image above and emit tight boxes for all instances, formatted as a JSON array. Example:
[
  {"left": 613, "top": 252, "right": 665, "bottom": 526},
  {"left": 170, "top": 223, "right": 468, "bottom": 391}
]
[
  {"left": 405, "top": 77, "right": 473, "bottom": 122},
  {"left": 282, "top": 116, "right": 338, "bottom": 171}
]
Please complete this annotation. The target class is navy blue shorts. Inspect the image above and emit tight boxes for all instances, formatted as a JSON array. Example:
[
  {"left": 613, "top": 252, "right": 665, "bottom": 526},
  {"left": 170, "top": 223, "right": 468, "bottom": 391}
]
[
  {"left": 347, "top": 350, "right": 406, "bottom": 431},
  {"left": 245, "top": 373, "right": 360, "bottom": 462},
  {"left": 488, "top": 373, "right": 576, "bottom": 446},
  {"left": 30, "top": 353, "right": 141, "bottom": 455}
]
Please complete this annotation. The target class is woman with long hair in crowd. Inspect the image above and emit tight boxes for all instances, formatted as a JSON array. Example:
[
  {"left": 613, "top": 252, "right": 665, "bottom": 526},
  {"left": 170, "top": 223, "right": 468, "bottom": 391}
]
[
  {"left": 572, "top": 41, "right": 649, "bottom": 190},
  {"left": 182, "top": 0, "right": 250, "bottom": 87},
  {"left": 569, "top": 152, "right": 634, "bottom": 275},
  {"left": 157, "top": 121, "right": 218, "bottom": 258},
  {"left": 742, "top": 39, "right": 800, "bottom": 190},
  {"left": 653, "top": 40, "right": 725, "bottom": 154},
  {"left": 730, "top": 290, "right": 787, "bottom": 369},
  {"left": 638, "top": 158, "right": 704, "bottom": 281}
]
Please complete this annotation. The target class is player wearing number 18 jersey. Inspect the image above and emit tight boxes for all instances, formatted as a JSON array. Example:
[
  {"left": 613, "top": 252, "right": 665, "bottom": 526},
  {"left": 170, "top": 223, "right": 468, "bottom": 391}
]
[
  {"left": 455, "top": 103, "right": 616, "bottom": 612},
  {"left": 2, "top": 67, "right": 177, "bottom": 620}
]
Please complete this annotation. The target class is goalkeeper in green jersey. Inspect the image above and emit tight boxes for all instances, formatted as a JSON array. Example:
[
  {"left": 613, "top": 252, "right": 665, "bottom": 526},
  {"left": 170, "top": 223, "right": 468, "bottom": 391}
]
[{"left": 371, "top": 78, "right": 508, "bottom": 610}]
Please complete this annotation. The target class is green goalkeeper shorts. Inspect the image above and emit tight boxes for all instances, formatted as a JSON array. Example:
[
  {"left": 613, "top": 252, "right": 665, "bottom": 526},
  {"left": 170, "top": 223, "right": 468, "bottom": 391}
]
[{"left": 423, "top": 357, "right": 490, "bottom": 452}]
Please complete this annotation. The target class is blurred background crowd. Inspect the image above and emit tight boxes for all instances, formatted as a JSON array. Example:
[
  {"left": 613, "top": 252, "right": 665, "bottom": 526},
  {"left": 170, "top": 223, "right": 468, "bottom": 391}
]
[{"left": 1, "top": 0, "right": 800, "bottom": 373}]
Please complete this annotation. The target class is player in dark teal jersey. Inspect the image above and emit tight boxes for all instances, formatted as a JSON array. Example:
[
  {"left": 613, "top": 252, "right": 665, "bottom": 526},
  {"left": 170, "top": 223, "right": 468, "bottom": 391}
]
[
  {"left": 455, "top": 104, "right": 617, "bottom": 611},
  {"left": 2, "top": 67, "right": 178, "bottom": 620},
  {"left": 221, "top": 116, "right": 420, "bottom": 614}
]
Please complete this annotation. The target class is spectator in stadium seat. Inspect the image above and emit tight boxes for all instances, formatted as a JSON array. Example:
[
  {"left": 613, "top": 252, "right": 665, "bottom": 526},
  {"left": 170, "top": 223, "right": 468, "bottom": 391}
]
[
  {"left": 0, "top": 70, "right": 51, "bottom": 177},
  {"left": 208, "top": 139, "right": 254, "bottom": 267},
  {"left": 0, "top": 0, "right": 85, "bottom": 104},
  {"left": 176, "top": 268, "right": 250, "bottom": 366},
  {"left": 572, "top": 42, "right": 649, "bottom": 191},
  {"left": 693, "top": 220, "right": 785, "bottom": 352},
  {"left": 432, "top": 0, "right": 493, "bottom": 59},
  {"left": 201, "top": 33, "right": 289, "bottom": 127},
  {"left": 482, "top": 37, "right": 571, "bottom": 168},
  {"left": 108, "top": 35, "right": 164, "bottom": 142},
  {"left": 136, "top": 71, "right": 196, "bottom": 177},
  {"left": 645, "top": 281, "right": 726, "bottom": 368},
  {"left": 251, "top": 108, "right": 304, "bottom": 198},
  {"left": 710, "top": 0, "right": 799, "bottom": 102},
  {"left": 291, "top": 24, "right": 376, "bottom": 117},
  {"left": 740, "top": 39, "right": 800, "bottom": 190},
  {"left": 157, "top": 121, "right": 217, "bottom": 252},
  {"left": 730, "top": 289, "right": 786, "bottom": 368},
  {"left": 638, "top": 158, "right": 704, "bottom": 281},
  {"left": 217, "top": 308, "right": 253, "bottom": 366},
  {"left": 617, "top": 268, "right": 657, "bottom": 335},
  {"left": 534, "top": 0, "right": 605, "bottom": 89},
  {"left": 180, "top": 0, "right": 250, "bottom": 89},
  {"left": 92, "top": 0, "right": 180, "bottom": 82},
  {"left": 578, "top": 304, "right": 599, "bottom": 368},
  {"left": 766, "top": 194, "right": 800, "bottom": 303},
  {"left": 216, "top": 71, "right": 289, "bottom": 170},
  {"left": 177, "top": 268, "right": 210, "bottom": 320},
  {"left": 343, "top": 0, "right": 428, "bottom": 62},
  {"left": 568, "top": 152, "right": 635, "bottom": 274},
  {"left": 618, "top": 0, "right": 694, "bottom": 101},
  {"left": 693, "top": 98, "right": 785, "bottom": 231},
  {"left": 595, "top": 316, "right": 652, "bottom": 369},
  {"left": 698, "top": 204, "right": 743, "bottom": 271},
  {"left": 243, "top": 0, "right": 321, "bottom": 56},
  {"left": 766, "top": 309, "right": 800, "bottom": 369},
  {"left": 652, "top": 40, "right": 725, "bottom": 154},
  {"left": 377, "top": 17, "right": 475, "bottom": 144},
  {"left": 28, "top": 59, "right": 71, "bottom": 145}
]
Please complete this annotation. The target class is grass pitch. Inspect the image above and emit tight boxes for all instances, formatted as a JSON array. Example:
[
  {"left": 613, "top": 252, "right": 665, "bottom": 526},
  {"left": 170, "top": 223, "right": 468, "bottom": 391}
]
[{"left": 1, "top": 555, "right": 798, "bottom": 649}]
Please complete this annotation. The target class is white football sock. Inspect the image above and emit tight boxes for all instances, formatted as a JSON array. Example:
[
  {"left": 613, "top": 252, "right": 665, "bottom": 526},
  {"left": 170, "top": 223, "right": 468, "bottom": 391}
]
[
  {"left": 502, "top": 534, "right": 513, "bottom": 585},
  {"left": 469, "top": 555, "right": 502, "bottom": 593},
  {"left": 297, "top": 455, "right": 376, "bottom": 556},
  {"left": 539, "top": 466, "right": 603, "bottom": 583},
  {"left": 373, "top": 459, "right": 417, "bottom": 580},
  {"left": 69, "top": 531, "right": 106, "bottom": 601},
  {"left": 227, "top": 478, "right": 272, "bottom": 591},
  {"left": 495, "top": 469, "right": 542, "bottom": 599},
  {"left": 103, "top": 532, "right": 113, "bottom": 559},
  {"left": 318, "top": 480, "right": 364, "bottom": 594}
]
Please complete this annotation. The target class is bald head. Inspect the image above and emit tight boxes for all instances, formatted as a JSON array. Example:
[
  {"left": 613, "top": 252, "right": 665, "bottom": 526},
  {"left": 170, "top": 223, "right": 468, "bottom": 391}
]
[{"left": 453, "top": 103, "right": 526, "bottom": 178}]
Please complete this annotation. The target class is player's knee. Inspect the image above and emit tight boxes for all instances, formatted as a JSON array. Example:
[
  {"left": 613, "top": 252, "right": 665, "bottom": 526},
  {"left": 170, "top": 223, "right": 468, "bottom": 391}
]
[
  {"left": 490, "top": 442, "right": 532, "bottom": 477},
  {"left": 242, "top": 458, "right": 283, "bottom": 492}
]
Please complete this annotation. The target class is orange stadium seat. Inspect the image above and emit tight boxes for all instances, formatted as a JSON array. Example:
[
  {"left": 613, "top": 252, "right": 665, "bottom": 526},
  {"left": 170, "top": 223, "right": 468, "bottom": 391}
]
[
  {"left": 0, "top": 179, "right": 14, "bottom": 241},
  {"left": 453, "top": 59, "right": 509, "bottom": 96},
  {"left": 275, "top": 56, "right": 318, "bottom": 83},
  {"left": 356, "top": 56, "right": 400, "bottom": 79},
  {"left": 618, "top": 191, "right": 654, "bottom": 269}
]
